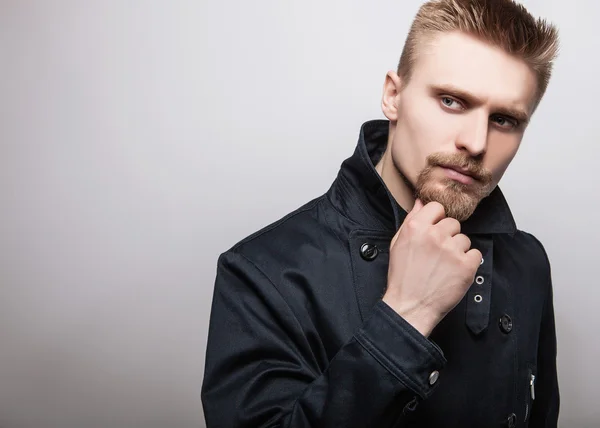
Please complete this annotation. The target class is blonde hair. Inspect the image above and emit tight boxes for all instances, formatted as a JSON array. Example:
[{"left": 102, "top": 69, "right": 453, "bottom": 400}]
[{"left": 397, "top": 0, "right": 559, "bottom": 106}]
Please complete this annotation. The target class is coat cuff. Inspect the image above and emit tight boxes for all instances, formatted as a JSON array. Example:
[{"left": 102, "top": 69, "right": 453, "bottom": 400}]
[{"left": 354, "top": 300, "right": 447, "bottom": 399}]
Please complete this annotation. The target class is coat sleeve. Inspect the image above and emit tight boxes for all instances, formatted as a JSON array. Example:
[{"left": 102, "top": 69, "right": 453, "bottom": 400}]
[
  {"left": 529, "top": 252, "right": 560, "bottom": 427},
  {"left": 201, "top": 251, "right": 447, "bottom": 428}
]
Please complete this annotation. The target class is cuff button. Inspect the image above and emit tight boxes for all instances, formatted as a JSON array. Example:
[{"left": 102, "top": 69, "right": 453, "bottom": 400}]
[{"left": 429, "top": 370, "right": 440, "bottom": 386}]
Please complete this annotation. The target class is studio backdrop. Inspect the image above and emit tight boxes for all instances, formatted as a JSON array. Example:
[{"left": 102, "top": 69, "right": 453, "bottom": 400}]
[{"left": 0, "top": 0, "right": 598, "bottom": 427}]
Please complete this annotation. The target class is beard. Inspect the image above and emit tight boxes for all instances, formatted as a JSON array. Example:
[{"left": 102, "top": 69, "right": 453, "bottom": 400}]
[{"left": 412, "top": 152, "right": 495, "bottom": 222}]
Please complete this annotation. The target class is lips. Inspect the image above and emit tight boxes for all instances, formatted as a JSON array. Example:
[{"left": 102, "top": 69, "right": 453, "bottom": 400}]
[{"left": 440, "top": 164, "right": 478, "bottom": 180}]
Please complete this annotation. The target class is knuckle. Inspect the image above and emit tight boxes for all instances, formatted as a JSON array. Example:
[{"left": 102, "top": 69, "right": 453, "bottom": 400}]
[
  {"left": 462, "top": 234, "right": 472, "bottom": 247},
  {"left": 427, "top": 228, "right": 443, "bottom": 244},
  {"left": 467, "top": 250, "right": 482, "bottom": 268},
  {"left": 404, "top": 219, "right": 420, "bottom": 233},
  {"left": 438, "top": 217, "right": 450, "bottom": 228},
  {"left": 450, "top": 218, "right": 461, "bottom": 231},
  {"left": 462, "top": 251, "right": 476, "bottom": 265}
]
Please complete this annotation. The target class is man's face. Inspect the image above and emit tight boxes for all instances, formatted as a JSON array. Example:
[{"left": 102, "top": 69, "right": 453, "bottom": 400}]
[{"left": 385, "top": 31, "right": 538, "bottom": 221}]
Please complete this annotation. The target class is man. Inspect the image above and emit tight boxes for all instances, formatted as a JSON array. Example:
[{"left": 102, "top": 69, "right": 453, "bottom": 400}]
[{"left": 202, "top": 0, "right": 560, "bottom": 426}]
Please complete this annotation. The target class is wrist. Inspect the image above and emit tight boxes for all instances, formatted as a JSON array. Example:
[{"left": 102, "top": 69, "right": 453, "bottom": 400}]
[{"left": 381, "top": 295, "right": 440, "bottom": 338}]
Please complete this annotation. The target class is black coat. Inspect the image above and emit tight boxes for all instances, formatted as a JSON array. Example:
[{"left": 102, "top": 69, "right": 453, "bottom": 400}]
[{"left": 201, "top": 120, "right": 559, "bottom": 428}]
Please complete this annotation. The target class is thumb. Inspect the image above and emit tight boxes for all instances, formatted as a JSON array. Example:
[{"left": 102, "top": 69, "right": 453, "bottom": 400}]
[
  {"left": 393, "top": 198, "right": 423, "bottom": 247},
  {"left": 400, "top": 198, "right": 423, "bottom": 230},
  {"left": 411, "top": 198, "right": 423, "bottom": 214}
]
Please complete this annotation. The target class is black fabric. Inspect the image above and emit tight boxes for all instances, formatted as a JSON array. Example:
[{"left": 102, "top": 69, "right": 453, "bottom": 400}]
[{"left": 201, "top": 120, "right": 559, "bottom": 427}]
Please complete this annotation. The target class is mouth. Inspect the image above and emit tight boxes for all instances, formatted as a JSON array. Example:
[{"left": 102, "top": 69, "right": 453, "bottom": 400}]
[{"left": 439, "top": 165, "right": 479, "bottom": 184}]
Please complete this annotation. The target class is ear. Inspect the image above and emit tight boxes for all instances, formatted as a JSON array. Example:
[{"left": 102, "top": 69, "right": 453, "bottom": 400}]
[{"left": 381, "top": 71, "right": 403, "bottom": 122}]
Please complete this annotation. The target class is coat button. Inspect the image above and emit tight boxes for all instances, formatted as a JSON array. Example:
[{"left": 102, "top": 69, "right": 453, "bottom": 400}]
[
  {"left": 360, "top": 243, "right": 378, "bottom": 261},
  {"left": 506, "top": 413, "right": 516, "bottom": 427},
  {"left": 499, "top": 314, "right": 513, "bottom": 334},
  {"left": 428, "top": 370, "right": 439, "bottom": 385}
]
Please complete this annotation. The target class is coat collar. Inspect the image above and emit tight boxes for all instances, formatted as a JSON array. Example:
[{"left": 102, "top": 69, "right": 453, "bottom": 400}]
[{"left": 327, "top": 119, "right": 517, "bottom": 235}]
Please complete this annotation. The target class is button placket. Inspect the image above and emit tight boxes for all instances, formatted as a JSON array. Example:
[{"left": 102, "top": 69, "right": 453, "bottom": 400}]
[{"left": 465, "top": 236, "right": 493, "bottom": 335}]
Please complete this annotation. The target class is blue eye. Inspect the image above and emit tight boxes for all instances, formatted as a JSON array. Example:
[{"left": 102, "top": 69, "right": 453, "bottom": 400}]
[
  {"left": 440, "top": 96, "right": 463, "bottom": 110},
  {"left": 492, "top": 115, "right": 517, "bottom": 130},
  {"left": 442, "top": 97, "right": 455, "bottom": 106}
]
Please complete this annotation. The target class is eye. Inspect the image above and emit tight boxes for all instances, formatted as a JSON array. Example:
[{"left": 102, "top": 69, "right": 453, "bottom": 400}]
[
  {"left": 491, "top": 115, "right": 518, "bottom": 130},
  {"left": 440, "top": 96, "right": 464, "bottom": 111}
]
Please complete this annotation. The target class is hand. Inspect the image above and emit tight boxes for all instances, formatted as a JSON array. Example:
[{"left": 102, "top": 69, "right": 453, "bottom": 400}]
[{"left": 382, "top": 199, "right": 482, "bottom": 337}]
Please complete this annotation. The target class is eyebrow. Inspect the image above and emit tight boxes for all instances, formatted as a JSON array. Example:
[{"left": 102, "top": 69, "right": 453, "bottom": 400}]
[{"left": 430, "top": 84, "right": 530, "bottom": 125}]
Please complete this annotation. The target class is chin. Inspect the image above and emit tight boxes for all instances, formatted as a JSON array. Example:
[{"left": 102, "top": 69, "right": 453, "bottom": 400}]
[{"left": 417, "top": 181, "right": 483, "bottom": 222}]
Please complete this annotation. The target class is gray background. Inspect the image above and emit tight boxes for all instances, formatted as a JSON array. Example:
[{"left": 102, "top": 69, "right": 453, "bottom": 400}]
[{"left": 0, "top": 0, "right": 598, "bottom": 427}]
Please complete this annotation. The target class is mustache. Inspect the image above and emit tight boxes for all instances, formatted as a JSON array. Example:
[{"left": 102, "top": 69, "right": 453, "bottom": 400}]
[{"left": 427, "top": 152, "right": 492, "bottom": 183}]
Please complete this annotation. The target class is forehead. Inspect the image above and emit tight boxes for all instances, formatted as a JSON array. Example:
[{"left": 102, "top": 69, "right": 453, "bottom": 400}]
[{"left": 412, "top": 31, "right": 538, "bottom": 112}]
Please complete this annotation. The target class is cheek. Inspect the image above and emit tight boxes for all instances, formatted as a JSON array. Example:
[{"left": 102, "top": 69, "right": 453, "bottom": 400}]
[
  {"left": 485, "top": 136, "right": 522, "bottom": 182},
  {"left": 393, "top": 97, "right": 453, "bottom": 181}
]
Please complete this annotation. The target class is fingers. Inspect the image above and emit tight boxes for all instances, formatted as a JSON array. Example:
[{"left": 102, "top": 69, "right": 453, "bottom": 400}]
[
  {"left": 411, "top": 200, "right": 446, "bottom": 226},
  {"left": 435, "top": 217, "right": 461, "bottom": 238},
  {"left": 466, "top": 248, "right": 483, "bottom": 266},
  {"left": 449, "top": 233, "right": 472, "bottom": 253}
]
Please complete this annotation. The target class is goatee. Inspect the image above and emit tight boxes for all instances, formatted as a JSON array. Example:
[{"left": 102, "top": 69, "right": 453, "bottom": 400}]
[{"left": 414, "top": 152, "right": 495, "bottom": 221}]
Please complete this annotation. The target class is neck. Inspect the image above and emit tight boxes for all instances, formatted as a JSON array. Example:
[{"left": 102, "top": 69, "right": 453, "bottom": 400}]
[{"left": 374, "top": 140, "right": 416, "bottom": 214}]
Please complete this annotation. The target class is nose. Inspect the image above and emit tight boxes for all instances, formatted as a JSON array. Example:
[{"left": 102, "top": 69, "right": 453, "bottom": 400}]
[{"left": 455, "top": 111, "right": 488, "bottom": 156}]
